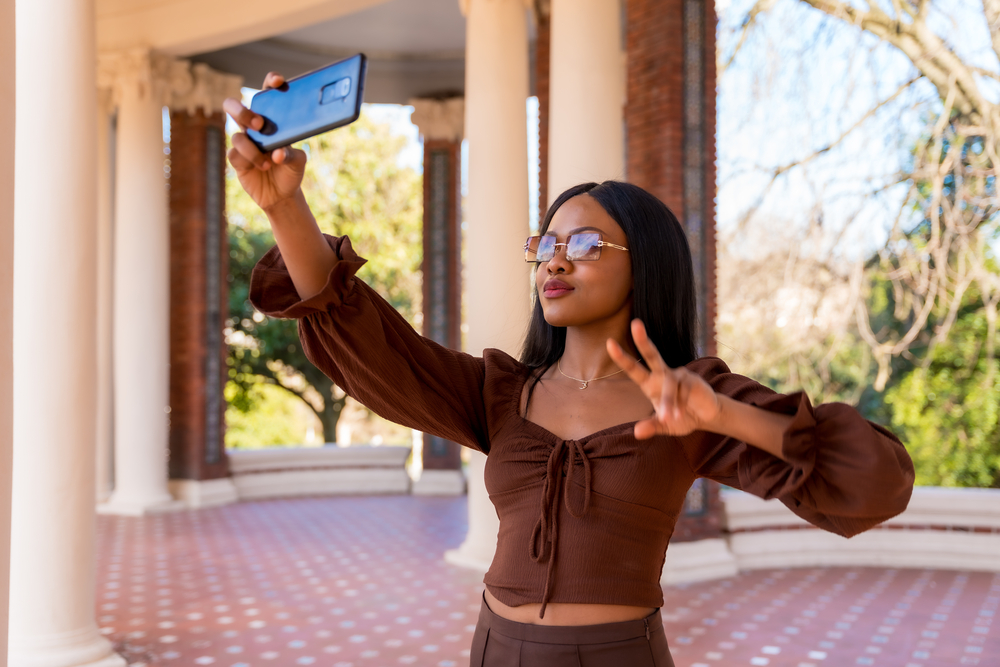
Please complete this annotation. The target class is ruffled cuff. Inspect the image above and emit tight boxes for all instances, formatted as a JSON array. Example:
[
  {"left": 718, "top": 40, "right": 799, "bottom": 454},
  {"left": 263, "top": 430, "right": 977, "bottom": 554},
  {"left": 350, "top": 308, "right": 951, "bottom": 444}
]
[
  {"left": 735, "top": 391, "right": 819, "bottom": 500},
  {"left": 249, "top": 234, "right": 368, "bottom": 319}
]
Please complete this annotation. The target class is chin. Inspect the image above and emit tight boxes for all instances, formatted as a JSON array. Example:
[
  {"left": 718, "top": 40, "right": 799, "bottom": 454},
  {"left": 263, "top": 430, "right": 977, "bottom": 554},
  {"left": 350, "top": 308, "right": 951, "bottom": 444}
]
[{"left": 540, "top": 304, "right": 585, "bottom": 328}]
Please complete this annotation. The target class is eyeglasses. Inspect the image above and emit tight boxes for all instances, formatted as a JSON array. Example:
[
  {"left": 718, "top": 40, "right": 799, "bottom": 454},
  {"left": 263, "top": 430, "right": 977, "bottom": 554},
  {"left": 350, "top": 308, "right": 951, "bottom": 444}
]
[{"left": 524, "top": 233, "right": 630, "bottom": 263}]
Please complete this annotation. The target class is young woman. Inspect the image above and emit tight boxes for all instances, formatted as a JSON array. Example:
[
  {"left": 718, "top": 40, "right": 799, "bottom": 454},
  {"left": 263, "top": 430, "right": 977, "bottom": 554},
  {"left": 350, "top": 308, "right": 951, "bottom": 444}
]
[{"left": 224, "top": 75, "right": 914, "bottom": 667}]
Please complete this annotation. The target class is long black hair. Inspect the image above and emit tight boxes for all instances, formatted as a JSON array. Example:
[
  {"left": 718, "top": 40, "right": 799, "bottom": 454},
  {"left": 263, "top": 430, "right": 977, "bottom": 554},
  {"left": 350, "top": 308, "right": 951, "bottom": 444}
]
[{"left": 519, "top": 181, "right": 698, "bottom": 385}]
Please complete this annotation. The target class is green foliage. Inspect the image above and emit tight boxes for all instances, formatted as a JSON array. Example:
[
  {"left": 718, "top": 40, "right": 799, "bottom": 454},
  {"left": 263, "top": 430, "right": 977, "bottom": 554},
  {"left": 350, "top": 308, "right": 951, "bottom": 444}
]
[
  {"left": 884, "top": 295, "right": 1000, "bottom": 488},
  {"left": 225, "top": 112, "right": 423, "bottom": 448},
  {"left": 223, "top": 380, "right": 318, "bottom": 450}
]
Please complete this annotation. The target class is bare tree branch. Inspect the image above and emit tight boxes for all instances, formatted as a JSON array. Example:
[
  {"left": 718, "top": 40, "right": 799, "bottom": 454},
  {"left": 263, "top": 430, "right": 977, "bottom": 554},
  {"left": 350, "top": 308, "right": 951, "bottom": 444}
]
[
  {"left": 799, "top": 0, "right": 991, "bottom": 125},
  {"left": 719, "top": 0, "right": 778, "bottom": 78},
  {"left": 982, "top": 0, "right": 1000, "bottom": 66}
]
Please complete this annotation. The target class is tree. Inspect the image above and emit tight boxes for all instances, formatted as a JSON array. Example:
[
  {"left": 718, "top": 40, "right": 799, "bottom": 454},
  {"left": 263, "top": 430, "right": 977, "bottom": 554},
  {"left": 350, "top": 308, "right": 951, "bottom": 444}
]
[
  {"left": 884, "top": 281, "right": 1000, "bottom": 486},
  {"left": 719, "top": 0, "right": 1000, "bottom": 485},
  {"left": 226, "top": 112, "right": 423, "bottom": 446}
]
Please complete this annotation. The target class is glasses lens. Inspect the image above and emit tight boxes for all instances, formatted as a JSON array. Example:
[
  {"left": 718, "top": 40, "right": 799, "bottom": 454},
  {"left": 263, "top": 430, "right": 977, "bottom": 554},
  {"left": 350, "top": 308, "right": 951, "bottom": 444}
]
[
  {"left": 535, "top": 236, "right": 556, "bottom": 262},
  {"left": 567, "top": 233, "right": 602, "bottom": 261},
  {"left": 524, "top": 236, "right": 541, "bottom": 262}
]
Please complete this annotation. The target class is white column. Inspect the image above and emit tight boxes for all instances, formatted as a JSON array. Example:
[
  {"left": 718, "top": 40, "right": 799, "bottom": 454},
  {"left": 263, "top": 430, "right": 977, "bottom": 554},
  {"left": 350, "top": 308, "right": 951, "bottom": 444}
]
[
  {"left": 97, "top": 50, "right": 188, "bottom": 516},
  {"left": 0, "top": 0, "right": 14, "bottom": 659},
  {"left": 547, "top": 0, "right": 626, "bottom": 203},
  {"left": 95, "top": 87, "right": 115, "bottom": 504},
  {"left": 10, "top": 0, "right": 125, "bottom": 664},
  {"left": 445, "top": 0, "right": 531, "bottom": 571}
]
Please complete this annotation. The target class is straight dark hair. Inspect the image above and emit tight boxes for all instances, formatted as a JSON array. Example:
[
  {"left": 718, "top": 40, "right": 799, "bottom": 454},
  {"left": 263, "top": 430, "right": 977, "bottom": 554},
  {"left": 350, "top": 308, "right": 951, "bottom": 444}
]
[{"left": 519, "top": 181, "right": 698, "bottom": 389}]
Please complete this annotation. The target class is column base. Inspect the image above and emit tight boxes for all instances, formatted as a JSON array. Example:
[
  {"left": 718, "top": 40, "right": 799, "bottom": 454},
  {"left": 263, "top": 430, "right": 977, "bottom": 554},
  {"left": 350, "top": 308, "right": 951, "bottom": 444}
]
[
  {"left": 443, "top": 545, "right": 492, "bottom": 572},
  {"left": 660, "top": 537, "right": 739, "bottom": 586},
  {"left": 8, "top": 630, "right": 126, "bottom": 667},
  {"left": 96, "top": 493, "right": 185, "bottom": 517},
  {"left": 412, "top": 469, "right": 466, "bottom": 496},
  {"left": 168, "top": 477, "right": 239, "bottom": 509}
]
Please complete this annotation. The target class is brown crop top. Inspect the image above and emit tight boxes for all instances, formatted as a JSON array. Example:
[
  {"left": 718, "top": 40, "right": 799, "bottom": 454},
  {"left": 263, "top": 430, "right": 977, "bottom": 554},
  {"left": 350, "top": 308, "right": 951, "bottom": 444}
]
[{"left": 249, "top": 234, "right": 915, "bottom": 618}]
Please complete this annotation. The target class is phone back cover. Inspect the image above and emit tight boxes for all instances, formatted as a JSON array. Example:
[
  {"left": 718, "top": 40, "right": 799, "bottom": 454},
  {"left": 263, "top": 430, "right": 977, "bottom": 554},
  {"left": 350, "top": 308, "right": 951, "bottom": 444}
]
[{"left": 247, "top": 54, "right": 366, "bottom": 152}]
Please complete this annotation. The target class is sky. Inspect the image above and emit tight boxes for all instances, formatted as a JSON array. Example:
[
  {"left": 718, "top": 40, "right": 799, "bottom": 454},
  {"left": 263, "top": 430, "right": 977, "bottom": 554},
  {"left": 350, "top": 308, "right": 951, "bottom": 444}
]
[{"left": 715, "top": 0, "right": 999, "bottom": 260}]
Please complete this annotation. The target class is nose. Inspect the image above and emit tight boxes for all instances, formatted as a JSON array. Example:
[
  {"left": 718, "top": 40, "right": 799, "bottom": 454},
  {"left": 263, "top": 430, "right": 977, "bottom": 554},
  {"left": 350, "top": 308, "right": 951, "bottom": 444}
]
[{"left": 546, "top": 244, "right": 572, "bottom": 273}]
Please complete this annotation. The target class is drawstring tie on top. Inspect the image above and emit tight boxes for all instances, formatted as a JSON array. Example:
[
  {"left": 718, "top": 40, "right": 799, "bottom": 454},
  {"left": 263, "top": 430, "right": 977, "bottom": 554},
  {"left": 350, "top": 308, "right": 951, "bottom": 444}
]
[{"left": 528, "top": 438, "right": 593, "bottom": 618}]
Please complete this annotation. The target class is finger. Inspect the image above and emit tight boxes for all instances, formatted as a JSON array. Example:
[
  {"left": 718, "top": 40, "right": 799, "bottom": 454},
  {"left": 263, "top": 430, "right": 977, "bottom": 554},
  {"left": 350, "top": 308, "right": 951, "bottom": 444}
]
[
  {"left": 272, "top": 145, "right": 307, "bottom": 168},
  {"left": 674, "top": 372, "right": 692, "bottom": 420},
  {"left": 222, "top": 97, "right": 264, "bottom": 132},
  {"left": 227, "top": 146, "right": 255, "bottom": 172},
  {"left": 630, "top": 319, "right": 670, "bottom": 373},
  {"left": 633, "top": 418, "right": 660, "bottom": 440},
  {"left": 262, "top": 72, "right": 286, "bottom": 91},
  {"left": 658, "top": 372, "right": 679, "bottom": 421},
  {"left": 607, "top": 338, "right": 651, "bottom": 387},
  {"left": 231, "top": 132, "right": 271, "bottom": 171}
]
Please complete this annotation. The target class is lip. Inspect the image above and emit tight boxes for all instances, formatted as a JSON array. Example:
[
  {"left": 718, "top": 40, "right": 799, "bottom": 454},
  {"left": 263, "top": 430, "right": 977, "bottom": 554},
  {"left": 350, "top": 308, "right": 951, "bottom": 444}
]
[{"left": 542, "top": 279, "right": 574, "bottom": 298}]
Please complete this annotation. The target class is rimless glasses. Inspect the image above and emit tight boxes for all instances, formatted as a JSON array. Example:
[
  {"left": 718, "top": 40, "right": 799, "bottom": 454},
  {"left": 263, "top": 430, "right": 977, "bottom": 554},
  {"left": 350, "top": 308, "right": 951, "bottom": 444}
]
[{"left": 524, "top": 233, "right": 630, "bottom": 263}]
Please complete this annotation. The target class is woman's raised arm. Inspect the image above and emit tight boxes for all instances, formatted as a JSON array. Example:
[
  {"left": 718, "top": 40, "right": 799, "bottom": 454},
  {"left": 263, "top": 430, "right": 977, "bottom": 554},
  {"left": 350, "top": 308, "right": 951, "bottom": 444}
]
[{"left": 223, "top": 72, "right": 337, "bottom": 301}]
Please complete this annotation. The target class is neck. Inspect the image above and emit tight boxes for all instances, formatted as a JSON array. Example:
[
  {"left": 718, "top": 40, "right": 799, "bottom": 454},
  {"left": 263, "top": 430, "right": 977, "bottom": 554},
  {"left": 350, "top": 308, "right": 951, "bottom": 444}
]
[{"left": 559, "top": 320, "right": 634, "bottom": 379}]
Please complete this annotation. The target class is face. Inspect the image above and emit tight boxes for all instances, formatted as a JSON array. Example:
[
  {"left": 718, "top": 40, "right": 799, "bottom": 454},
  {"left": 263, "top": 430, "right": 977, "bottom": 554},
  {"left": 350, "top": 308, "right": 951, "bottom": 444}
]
[{"left": 534, "top": 194, "right": 633, "bottom": 329}]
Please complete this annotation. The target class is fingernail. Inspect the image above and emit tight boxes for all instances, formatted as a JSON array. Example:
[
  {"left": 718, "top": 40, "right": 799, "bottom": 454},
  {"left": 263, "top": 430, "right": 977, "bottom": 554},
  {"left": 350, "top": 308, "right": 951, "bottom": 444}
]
[
  {"left": 261, "top": 161, "right": 270, "bottom": 171},
  {"left": 252, "top": 116, "right": 264, "bottom": 130}
]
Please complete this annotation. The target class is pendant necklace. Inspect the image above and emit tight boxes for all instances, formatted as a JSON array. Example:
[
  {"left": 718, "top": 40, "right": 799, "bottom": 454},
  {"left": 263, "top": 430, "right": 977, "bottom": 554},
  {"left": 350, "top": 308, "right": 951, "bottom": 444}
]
[{"left": 557, "top": 360, "right": 625, "bottom": 390}]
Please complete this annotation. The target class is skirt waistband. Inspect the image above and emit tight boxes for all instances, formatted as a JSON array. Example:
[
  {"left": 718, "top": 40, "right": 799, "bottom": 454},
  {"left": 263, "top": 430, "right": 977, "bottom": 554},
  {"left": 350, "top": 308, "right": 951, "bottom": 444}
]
[{"left": 477, "top": 594, "right": 664, "bottom": 646}]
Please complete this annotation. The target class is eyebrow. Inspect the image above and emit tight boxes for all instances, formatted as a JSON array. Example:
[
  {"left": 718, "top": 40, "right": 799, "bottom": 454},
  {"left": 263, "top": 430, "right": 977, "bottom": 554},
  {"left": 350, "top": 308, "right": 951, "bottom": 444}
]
[{"left": 543, "top": 226, "right": 605, "bottom": 236}]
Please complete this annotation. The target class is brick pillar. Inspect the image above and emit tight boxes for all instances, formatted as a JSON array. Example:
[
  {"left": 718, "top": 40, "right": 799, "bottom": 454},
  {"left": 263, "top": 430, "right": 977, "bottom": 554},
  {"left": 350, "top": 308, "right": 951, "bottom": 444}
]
[
  {"left": 535, "top": 2, "right": 550, "bottom": 222},
  {"left": 626, "top": 0, "right": 721, "bottom": 543},
  {"left": 410, "top": 98, "right": 466, "bottom": 496},
  {"left": 167, "top": 108, "right": 238, "bottom": 505}
]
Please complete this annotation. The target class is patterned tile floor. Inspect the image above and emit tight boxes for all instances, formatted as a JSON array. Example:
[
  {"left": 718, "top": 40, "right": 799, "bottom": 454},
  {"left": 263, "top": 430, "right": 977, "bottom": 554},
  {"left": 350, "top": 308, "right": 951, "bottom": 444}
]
[{"left": 96, "top": 496, "right": 999, "bottom": 667}]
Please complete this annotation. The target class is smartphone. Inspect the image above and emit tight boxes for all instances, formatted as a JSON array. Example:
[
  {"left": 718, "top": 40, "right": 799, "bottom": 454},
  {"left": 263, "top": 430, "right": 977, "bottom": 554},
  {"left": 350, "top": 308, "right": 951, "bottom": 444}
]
[{"left": 246, "top": 54, "right": 367, "bottom": 152}]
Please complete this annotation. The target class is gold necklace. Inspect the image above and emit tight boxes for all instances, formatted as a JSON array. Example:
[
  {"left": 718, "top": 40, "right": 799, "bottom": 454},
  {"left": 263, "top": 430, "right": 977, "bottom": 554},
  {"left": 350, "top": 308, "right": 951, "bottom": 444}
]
[{"left": 557, "top": 360, "right": 625, "bottom": 390}]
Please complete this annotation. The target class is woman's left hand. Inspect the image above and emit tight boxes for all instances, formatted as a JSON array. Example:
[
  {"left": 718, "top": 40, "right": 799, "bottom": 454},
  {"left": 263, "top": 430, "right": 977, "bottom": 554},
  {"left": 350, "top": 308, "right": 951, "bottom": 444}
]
[{"left": 607, "top": 319, "right": 721, "bottom": 439}]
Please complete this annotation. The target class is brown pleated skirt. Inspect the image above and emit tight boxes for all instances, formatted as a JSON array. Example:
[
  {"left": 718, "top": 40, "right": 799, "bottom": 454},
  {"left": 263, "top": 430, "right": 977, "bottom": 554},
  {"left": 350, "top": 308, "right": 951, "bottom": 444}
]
[{"left": 469, "top": 595, "right": 675, "bottom": 667}]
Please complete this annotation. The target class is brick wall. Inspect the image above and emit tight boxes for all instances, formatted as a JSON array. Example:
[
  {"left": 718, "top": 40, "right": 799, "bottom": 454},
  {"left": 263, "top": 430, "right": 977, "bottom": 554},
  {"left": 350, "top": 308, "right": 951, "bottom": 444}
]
[
  {"left": 536, "top": 6, "right": 550, "bottom": 221},
  {"left": 624, "top": 0, "right": 717, "bottom": 358},
  {"left": 625, "top": 0, "right": 722, "bottom": 542},
  {"left": 168, "top": 109, "right": 230, "bottom": 481},
  {"left": 421, "top": 138, "right": 463, "bottom": 471}
]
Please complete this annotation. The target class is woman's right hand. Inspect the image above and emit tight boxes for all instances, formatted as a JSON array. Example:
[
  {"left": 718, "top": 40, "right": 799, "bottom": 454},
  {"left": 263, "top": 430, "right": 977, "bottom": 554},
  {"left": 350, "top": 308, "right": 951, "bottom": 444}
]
[{"left": 223, "top": 72, "right": 308, "bottom": 212}]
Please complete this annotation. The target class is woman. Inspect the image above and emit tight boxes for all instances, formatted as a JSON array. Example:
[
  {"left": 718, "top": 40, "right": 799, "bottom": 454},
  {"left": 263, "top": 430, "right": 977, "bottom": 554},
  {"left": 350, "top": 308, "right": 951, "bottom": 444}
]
[{"left": 224, "top": 74, "right": 914, "bottom": 667}]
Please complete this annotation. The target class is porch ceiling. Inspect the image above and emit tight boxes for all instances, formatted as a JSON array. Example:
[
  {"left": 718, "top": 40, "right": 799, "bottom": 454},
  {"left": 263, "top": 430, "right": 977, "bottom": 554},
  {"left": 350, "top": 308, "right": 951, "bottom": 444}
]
[{"left": 191, "top": 0, "right": 472, "bottom": 104}]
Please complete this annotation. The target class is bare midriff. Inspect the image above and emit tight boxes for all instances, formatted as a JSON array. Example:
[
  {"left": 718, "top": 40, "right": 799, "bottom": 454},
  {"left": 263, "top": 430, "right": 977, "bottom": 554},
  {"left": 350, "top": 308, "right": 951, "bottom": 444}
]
[{"left": 484, "top": 589, "right": 656, "bottom": 626}]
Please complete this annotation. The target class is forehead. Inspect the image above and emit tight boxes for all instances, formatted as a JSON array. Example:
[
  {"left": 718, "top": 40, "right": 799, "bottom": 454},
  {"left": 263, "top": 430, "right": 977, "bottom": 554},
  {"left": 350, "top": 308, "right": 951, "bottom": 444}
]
[{"left": 545, "top": 194, "right": 625, "bottom": 241}]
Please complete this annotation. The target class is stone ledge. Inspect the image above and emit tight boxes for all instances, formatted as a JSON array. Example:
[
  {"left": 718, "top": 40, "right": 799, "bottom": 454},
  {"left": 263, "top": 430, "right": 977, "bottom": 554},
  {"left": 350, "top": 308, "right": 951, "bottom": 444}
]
[
  {"left": 721, "top": 486, "right": 1000, "bottom": 573},
  {"left": 228, "top": 445, "right": 411, "bottom": 474},
  {"left": 227, "top": 446, "right": 412, "bottom": 500},
  {"left": 413, "top": 469, "right": 466, "bottom": 496},
  {"left": 169, "top": 478, "right": 239, "bottom": 509},
  {"left": 661, "top": 537, "right": 739, "bottom": 586}
]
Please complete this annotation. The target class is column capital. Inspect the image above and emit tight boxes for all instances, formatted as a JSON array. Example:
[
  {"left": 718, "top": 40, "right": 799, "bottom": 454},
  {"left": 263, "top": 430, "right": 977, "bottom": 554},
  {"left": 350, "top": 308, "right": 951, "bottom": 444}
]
[
  {"left": 98, "top": 49, "right": 242, "bottom": 115},
  {"left": 172, "top": 63, "right": 243, "bottom": 116},
  {"left": 409, "top": 97, "right": 465, "bottom": 143},
  {"left": 458, "top": 0, "right": 533, "bottom": 17},
  {"left": 97, "top": 48, "right": 190, "bottom": 108}
]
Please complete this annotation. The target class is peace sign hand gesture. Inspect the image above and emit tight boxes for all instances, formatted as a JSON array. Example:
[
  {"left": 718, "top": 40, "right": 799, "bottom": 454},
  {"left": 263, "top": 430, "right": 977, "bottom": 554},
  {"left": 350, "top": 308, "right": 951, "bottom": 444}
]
[{"left": 607, "top": 319, "right": 721, "bottom": 440}]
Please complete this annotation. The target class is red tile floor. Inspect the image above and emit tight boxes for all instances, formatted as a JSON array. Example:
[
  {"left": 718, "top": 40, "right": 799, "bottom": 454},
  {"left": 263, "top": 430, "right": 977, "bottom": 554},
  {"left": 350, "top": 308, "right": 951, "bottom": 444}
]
[{"left": 96, "top": 496, "right": 999, "bottom": 667}]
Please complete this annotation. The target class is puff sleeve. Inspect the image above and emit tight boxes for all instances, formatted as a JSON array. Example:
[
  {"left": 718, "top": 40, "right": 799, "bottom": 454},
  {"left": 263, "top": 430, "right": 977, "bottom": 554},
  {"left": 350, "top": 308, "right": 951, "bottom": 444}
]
[
  {"left": 679, "top": 357, "right": 915, "bottom": 538},
  {"left": 249, "top": 234, "right": 490, "bottom": 453}
]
